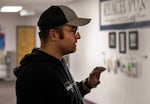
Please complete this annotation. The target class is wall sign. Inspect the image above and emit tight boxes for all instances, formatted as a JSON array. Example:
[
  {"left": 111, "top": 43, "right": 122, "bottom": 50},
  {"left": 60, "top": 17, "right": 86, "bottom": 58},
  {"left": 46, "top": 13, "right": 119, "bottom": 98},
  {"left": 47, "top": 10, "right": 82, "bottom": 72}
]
[
  {"left": 129, "top": 31, "right": 138, "bottom": 50},
  {"left": 119, "top": 32, "right": 126, "bottom": 53},
  {"left": 100, "top": 0, "right": 150, "bottom": 30},
  {"left": 109, "top": 32, "right": 116, "bottom": 48}
]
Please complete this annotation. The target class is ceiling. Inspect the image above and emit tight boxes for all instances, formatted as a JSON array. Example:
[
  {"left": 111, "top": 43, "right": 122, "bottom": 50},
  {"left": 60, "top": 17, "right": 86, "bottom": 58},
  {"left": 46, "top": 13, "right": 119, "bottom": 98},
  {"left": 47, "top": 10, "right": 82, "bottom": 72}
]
[{"left": 0, "top": 0, "right": 78, "bottom": 16}]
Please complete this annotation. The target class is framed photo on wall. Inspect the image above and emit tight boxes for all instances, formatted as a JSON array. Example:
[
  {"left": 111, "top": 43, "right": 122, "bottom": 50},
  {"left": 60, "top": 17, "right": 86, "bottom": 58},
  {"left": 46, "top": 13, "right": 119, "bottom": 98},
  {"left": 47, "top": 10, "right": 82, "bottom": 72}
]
[
  {"left": 129, "top": 31, "right": 138, "bottom": 50},
  {"left": 119, "top": 32, "right": 126, "bottom": 53},
  {"left": 109, "top": 32, "right": 116, "bottom": 48}
]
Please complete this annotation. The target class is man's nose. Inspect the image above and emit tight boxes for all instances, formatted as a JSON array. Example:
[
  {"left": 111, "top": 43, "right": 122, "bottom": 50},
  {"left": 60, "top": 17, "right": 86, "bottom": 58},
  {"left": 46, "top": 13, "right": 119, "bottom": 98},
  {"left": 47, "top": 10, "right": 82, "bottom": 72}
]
[{"left": 75, "top": 32, "right": 81, "bottom": 39}]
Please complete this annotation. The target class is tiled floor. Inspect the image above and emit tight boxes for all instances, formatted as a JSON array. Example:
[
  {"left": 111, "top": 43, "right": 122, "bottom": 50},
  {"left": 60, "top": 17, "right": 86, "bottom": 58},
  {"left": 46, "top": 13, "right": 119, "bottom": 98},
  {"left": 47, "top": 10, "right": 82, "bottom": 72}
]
[{"left": 0, "top": 80, "right": 16, "bottom": 104}]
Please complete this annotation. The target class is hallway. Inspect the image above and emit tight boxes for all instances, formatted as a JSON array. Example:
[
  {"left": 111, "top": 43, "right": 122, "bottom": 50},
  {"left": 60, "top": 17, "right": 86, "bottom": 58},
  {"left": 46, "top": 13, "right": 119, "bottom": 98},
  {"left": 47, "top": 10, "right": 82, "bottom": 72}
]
[{"left": 0, "top": 80, "right": 16, "bottom": 104}]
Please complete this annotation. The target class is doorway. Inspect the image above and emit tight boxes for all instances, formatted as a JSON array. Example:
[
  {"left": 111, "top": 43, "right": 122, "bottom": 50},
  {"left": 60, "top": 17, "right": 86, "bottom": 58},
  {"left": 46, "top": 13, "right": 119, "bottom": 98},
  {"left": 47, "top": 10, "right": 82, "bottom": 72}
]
[{"left": 16, "top": 26, "right": 35, "bottom": 65}]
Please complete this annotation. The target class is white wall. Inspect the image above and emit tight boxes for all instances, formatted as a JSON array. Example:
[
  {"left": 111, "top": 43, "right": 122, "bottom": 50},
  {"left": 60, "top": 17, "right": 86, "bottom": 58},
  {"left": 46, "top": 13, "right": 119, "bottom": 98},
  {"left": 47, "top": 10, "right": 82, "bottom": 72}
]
[
  {"left": 69, "top": 0, "right": 150, "bottom": 104},
  {"left": 0, "top": 0, "right": 150, "bottom": 104},
  {"left": 0, "top": 13, "right": 40, "bottom": 52}
]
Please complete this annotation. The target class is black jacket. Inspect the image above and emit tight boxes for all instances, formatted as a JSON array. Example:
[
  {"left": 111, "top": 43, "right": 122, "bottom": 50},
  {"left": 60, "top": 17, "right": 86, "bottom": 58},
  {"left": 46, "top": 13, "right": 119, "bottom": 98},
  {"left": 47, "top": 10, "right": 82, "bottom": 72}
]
[{"left": 14, "top": 48, "right": 88, "bottom": 104}]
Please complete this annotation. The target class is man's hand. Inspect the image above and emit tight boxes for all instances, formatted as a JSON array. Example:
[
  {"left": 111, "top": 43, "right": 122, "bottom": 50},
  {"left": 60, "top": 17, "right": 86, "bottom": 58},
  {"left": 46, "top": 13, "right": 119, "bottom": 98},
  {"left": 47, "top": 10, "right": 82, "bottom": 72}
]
[{"left": 87, "top": 67, "right": 105, "bottom": 88}]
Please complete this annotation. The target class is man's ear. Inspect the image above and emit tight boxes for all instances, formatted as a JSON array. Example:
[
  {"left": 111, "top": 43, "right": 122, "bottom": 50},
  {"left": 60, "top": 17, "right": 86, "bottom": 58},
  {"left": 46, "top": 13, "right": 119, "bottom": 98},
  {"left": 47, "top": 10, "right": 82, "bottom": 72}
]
[{"left": 48, "top": 29, "right": 57, "bottom": 41}]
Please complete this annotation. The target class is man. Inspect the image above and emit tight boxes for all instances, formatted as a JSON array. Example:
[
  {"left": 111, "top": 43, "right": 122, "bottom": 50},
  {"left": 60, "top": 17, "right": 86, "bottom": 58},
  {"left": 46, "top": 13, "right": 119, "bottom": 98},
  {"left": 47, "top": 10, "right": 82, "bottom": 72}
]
[{"left": 14, "top": 5, "right": 105, "bottom": 104}]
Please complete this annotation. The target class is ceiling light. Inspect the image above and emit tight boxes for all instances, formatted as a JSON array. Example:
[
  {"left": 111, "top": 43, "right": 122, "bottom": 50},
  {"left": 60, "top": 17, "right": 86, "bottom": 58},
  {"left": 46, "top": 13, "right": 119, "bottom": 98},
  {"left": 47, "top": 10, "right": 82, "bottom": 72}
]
[
  {"left": 20, "top": 10, "right": 36, "bottom": 16},
  {"left": 0, "top": 6, "right": 22, "bottom": 13}
]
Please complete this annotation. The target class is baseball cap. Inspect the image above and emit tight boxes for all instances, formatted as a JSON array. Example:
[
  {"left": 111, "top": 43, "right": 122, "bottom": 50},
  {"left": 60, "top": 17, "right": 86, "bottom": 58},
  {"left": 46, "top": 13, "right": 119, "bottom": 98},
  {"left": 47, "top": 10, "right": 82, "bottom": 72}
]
[{"left": 37, "top": 5, "right": 91, "bottom": 30}]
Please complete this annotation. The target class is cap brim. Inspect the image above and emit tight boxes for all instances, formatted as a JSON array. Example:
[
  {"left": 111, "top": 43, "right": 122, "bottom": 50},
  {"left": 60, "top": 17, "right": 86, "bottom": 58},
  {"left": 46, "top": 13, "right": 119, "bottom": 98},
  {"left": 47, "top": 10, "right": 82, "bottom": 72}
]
[{"left": 66, "top": 18, "right": 91, "bottom": 26}]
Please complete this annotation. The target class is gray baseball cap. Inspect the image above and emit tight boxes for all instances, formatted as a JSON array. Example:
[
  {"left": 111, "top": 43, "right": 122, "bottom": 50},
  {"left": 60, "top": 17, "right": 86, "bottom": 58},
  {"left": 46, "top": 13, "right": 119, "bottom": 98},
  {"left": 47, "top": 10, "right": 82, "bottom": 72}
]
[{"left": 38, "top": 5, "right": 91, "bottom": 30}]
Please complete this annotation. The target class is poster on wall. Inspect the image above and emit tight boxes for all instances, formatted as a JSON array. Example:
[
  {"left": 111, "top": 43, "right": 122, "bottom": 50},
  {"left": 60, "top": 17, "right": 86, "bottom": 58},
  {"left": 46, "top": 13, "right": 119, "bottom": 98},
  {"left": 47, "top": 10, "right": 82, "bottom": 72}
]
[
  {"left": 100, "top": 0, "right": 150, "bottom": 30},
  {"left": 0, "top": 32, "right": 5, "bottom": 50}
]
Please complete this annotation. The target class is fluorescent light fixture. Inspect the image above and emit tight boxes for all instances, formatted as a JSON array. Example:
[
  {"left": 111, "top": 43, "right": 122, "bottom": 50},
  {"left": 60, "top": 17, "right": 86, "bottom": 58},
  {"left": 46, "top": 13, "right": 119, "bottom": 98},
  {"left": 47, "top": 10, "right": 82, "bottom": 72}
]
[
  {"left": 20, "top": 10, "right": 36, "bottom": 16},
  {"left": 0, "top": 6, "right": 22, "bottom": 12}
]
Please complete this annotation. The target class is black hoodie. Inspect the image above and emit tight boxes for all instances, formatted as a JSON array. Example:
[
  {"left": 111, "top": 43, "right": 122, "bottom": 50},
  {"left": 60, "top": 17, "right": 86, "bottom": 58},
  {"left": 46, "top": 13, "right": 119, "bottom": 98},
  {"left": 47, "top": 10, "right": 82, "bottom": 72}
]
[{"left": 14, "top": 48, "right": 87, "bottom": 104}]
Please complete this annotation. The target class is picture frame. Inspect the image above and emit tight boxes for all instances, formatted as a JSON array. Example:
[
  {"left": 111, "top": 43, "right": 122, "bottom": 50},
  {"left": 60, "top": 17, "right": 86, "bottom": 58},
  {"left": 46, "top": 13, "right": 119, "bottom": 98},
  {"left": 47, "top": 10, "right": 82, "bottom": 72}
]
[
  {"left": 109, "top": 32, "right": 116, "bottom": 48},
  {"left": 119, "top": 32, "right": 126, "bottom": 53},
  {"left": 129, "top": 31, "right": 138, "bottom": 50}
]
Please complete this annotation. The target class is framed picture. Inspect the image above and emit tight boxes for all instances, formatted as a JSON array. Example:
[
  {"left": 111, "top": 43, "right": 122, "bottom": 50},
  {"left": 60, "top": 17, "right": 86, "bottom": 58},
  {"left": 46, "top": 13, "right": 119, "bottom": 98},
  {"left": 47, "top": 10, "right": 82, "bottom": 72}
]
[
  {"left": 129, "top": 31, "right": 138, "bottom": 50},
  {"left": 109, "top": 32, "right": 116, "bottom": 48},
  {"left": 119, "top": 32, "right": 126, "bottom": 53}
]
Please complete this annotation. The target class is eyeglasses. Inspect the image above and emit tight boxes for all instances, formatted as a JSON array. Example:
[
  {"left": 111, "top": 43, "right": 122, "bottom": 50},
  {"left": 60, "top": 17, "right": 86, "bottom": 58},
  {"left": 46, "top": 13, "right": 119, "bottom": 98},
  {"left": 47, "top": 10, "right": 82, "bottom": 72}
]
[
  {"left": 62, "top": 28, "right": 79, "bottom": 35},
  {"left": 54, "top": 25, "right": 79, "bottom": 35}
]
